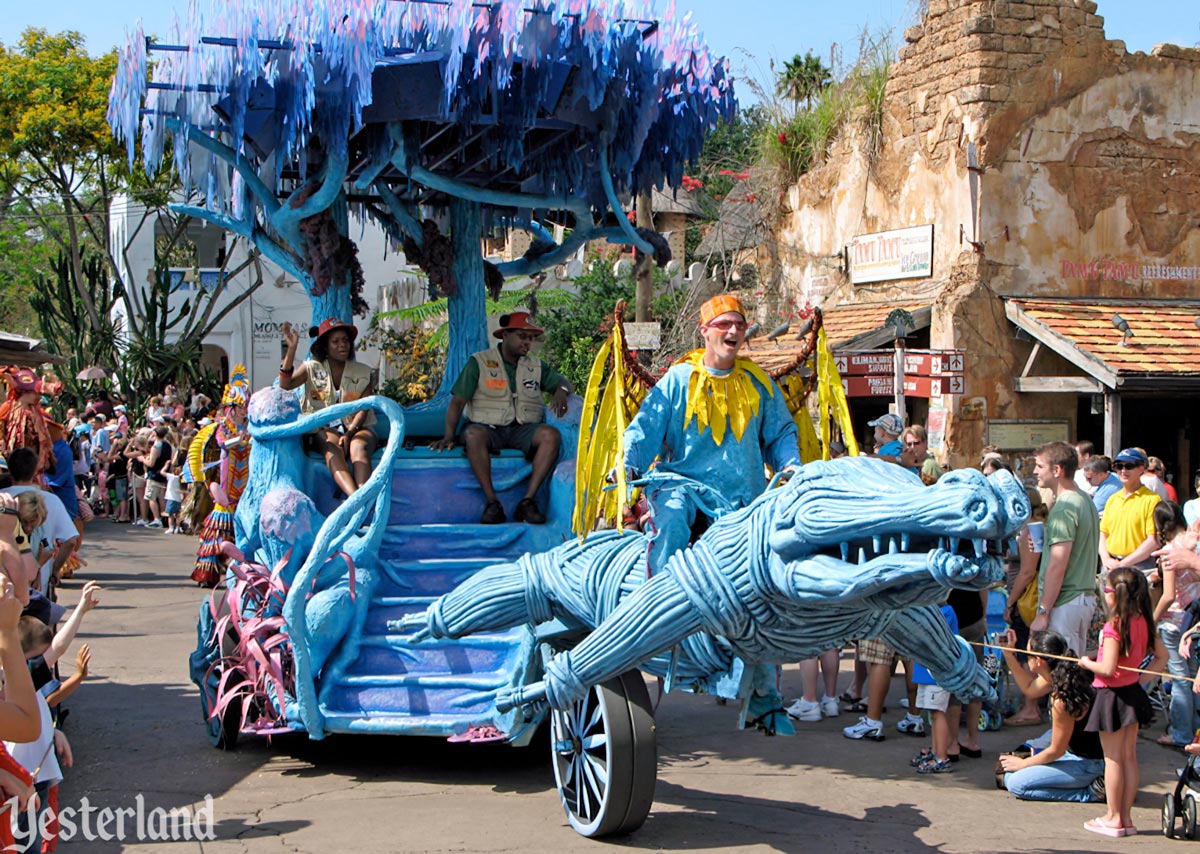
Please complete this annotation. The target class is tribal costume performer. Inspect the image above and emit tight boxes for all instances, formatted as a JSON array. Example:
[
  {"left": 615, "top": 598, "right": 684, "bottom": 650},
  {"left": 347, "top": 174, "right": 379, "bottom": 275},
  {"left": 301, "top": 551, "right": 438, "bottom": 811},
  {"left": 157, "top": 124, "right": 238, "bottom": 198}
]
[
  {"left": 191, "top": 366, "right": 251, "bottom": 586},
  {"left": 0, "top": 368, "right": 62, "bottom": 474}
]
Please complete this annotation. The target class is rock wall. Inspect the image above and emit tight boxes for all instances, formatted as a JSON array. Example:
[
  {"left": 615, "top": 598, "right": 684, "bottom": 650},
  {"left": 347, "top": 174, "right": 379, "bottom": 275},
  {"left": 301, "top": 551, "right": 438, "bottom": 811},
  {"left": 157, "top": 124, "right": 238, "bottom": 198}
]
[{"left": 776, "top": 0, "right": 1200, "bottom": 468}]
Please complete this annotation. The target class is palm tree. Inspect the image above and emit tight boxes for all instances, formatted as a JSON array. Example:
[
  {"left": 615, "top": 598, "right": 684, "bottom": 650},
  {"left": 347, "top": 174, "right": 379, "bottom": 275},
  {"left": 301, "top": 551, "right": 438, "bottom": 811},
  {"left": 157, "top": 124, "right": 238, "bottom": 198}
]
[{"left": 776, "top": 51, "right": 832, "bottom": 108}]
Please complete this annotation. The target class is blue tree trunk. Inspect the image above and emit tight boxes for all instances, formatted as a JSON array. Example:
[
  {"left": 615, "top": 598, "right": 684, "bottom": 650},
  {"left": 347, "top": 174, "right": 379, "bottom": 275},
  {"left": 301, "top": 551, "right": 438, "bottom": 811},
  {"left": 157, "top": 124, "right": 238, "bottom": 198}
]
[{"left": 440, "top": 198, "right": 488, "bottom": 397}]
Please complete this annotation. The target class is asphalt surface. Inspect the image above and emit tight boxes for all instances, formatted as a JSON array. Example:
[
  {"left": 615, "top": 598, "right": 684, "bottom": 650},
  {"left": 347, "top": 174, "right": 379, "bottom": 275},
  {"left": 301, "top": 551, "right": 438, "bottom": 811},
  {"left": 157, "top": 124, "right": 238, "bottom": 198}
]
[{"left": 49, "top": 522, "right": 1186, "bottom": 852}]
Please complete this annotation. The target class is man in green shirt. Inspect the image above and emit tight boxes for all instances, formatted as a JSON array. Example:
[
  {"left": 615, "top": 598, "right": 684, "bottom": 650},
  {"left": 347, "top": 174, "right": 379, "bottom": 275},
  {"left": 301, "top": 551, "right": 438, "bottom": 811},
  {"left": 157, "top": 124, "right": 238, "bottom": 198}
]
[
  {"left": 431, "top": 312, "right": 571, "bottom": 524},
  {"left": 1029, "top": 440, "right": 1099, "bottom": 655}
]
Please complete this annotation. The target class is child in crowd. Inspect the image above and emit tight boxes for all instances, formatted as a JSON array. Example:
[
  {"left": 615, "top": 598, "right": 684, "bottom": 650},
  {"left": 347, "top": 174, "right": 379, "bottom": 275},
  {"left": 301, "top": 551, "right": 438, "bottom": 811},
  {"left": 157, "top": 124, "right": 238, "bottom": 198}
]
[
  {"left": 0, "top": 573, "right": 41, "bottom": 846},
  {"left": 1078, "top": 568, "right": 1167, "bottom": 837},
  {"left": 908, "top": 601, "right": 959, "bottom": 774},
  {"left": 164, "top": 470, "right": 183, "bottom": 534}
]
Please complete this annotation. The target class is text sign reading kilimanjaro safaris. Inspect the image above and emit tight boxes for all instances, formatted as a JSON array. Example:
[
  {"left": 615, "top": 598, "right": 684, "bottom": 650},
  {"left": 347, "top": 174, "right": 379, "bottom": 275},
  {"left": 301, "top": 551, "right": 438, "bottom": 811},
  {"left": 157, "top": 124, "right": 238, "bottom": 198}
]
[{"left": 849, "top": 225, "right": 934, "bottom": 285}]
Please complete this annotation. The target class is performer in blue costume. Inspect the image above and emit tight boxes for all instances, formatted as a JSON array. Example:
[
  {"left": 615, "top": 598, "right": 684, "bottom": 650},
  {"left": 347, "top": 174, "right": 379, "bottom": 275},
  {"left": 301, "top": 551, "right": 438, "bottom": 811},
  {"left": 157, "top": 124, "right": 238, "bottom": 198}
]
[{"left": 622, "top": 293, "right": 801, "bottom": 732}]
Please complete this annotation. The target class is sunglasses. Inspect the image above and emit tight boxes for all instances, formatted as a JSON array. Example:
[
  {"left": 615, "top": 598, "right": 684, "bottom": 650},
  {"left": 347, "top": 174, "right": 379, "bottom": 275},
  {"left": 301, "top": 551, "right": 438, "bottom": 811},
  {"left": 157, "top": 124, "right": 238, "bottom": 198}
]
[
  {"left": 904, "top": 440, "right": 922, "bottom": 447},
  {"left": 1113, "top": 462, "right": 1143, "bottom": 471},
  {"left": 705, "top": 319, "right": 749, "bottom": 331}
]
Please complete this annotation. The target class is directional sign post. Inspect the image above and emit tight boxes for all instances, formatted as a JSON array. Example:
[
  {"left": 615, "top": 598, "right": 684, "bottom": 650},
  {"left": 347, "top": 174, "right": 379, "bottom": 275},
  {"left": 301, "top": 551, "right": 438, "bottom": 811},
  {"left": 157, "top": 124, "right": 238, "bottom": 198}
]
[{"left": 838, "top": 349, "right": 965, "bottom": 399}]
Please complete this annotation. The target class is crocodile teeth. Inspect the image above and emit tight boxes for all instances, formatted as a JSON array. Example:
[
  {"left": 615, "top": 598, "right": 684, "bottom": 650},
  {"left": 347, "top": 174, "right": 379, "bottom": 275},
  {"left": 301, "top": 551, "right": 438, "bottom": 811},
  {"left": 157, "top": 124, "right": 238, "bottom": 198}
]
[
  {"left": 901, "top": 533, "right": 911, "bottom": 551},
  {"left": 858, "top": 547, "right": 868, "bottom": 565},
  {"left": 888, "top": 537, "right": 898, "bottom": 554},
  {"left": 840, "top": 542, "right": 850, "bottom": 561},
  {"left": 948, "top": 537, "right": 961, "bottom": 555},
  {"left": 872, "top": 535, "right": 882, "bottom": 554},
  {"left": 973, "top": 539, "right": 987, "bottom": 558}
]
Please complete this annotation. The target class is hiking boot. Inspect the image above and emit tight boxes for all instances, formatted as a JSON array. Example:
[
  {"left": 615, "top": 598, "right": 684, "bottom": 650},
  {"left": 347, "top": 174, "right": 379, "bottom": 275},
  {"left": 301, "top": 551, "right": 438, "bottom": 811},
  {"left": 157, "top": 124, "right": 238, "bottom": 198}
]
[
  {"left": 896, "top": 714, "right": 926, "bottom": 736},
  {"left": 842, "top": 716, "right": 885, "bottom": 741},
  {"left": 785, "top": 698, "right": 822, "bottom": 722},
  {"left": 513, "top": 497, "right": 546, "bottom": 525},
  {"left": 480, "top": 500, "right": 506, "bottom": 524}
]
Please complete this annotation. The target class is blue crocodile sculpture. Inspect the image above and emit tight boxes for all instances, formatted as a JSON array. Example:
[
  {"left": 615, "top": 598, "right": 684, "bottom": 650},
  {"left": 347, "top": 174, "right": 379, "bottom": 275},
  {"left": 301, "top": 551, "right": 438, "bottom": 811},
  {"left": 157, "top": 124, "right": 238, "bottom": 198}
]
[{"left": 400, "top": 456, "right": 1031, "bottom": 711}]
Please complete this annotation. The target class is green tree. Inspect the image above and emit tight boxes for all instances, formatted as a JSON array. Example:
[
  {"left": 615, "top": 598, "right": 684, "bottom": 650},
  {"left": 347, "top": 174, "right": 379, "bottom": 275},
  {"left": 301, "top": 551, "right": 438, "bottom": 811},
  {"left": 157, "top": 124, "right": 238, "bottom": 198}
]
[
  {"left": 0, "top": 28, "right": 266, "bottom": 399},
  {"left": 776, "top": 51, "right": 832, "bottom": 108}
]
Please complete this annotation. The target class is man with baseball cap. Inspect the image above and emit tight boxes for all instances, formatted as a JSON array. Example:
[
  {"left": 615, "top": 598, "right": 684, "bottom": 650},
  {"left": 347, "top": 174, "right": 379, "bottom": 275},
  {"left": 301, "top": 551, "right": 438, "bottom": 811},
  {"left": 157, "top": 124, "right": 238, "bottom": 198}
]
[
  {"left": 1099, "top": 447, "right": 1161, "bottom": 574},
  {"left": 431, "top": 311, "right": 571, "bottom": 525}
]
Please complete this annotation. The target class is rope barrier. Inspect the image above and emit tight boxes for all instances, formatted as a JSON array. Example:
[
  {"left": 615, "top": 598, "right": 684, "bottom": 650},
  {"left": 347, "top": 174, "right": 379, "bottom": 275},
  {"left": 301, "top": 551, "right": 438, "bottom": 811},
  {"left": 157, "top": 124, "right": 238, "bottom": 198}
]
[{"left": 966, "top": 639, "right": 1186, "bottom": 684}]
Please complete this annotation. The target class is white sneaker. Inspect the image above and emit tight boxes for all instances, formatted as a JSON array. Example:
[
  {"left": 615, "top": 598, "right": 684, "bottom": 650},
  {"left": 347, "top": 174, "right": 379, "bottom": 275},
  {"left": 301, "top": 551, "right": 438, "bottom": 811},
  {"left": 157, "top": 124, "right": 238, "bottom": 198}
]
[
  {"left": 896, "top": 713, "right": 925, "bottom": 736},
  {"left": 785, "top": 698, "right": 822, "bottom": 722},
  {"left": 842, "top": 716, "right": 885, "bottom": 741},
  {"left": 820, "top": 695, "right": 841, "bottom": 718},
  {"left": 163, "top": 526, "right": 176, "bottom": 534},
  {"left": 133, "top": 519, "right": 146, "bottom": 527},
  {"left": 900, "top": 698, "right": 910, "bottom": 709},
  {"left": 147, "top": 520, "right": 163, "bottom": 528}
]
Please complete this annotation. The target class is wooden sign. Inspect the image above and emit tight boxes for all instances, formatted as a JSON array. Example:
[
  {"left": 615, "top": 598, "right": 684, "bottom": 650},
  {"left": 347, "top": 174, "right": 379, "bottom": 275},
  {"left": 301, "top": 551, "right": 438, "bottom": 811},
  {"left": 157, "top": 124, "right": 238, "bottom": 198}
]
[
  {"left": 834, "top": 351, "right": 895, "bottom": 376},
  {"left": 623, "top": 322, "right": 661, "bottom": 350},
  {"left": 902, "top": 351, "right": 964, "bottom": 376},
  {"left": 842, "top": 375, "right": 896, "bottom": 397},
  {"left": 903, "top": 375, "right": 964, "bottom": 397}
]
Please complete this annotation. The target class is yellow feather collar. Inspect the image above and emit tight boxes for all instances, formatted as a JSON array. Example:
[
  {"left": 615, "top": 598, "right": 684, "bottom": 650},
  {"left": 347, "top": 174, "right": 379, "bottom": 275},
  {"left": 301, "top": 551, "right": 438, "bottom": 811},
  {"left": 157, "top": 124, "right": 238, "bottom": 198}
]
[{"left": 678, "top": 350, "right": 774, "bottom": 445}]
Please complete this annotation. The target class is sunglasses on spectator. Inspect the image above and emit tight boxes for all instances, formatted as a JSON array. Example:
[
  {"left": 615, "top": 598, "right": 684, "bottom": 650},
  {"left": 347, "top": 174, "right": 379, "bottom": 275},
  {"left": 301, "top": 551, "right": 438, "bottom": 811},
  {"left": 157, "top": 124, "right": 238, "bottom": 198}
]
[
  {"left": 904, "top": 440, "right": 922, "bottom": 447},
  {"left": 1113, "top": 462, "right": 1143, "bottom": 471},
  {"left": 705, "top": 319, "right": 749, "bottom": 331}
]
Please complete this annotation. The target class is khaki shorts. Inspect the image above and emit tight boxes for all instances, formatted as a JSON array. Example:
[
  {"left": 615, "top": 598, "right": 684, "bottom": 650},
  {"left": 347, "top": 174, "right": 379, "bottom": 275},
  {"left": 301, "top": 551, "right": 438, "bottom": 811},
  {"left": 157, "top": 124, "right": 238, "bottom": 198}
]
[
  {"left": 144, "top": 479, "right": 165, "bottom": 502},
  {"left": 917, "top": 684, "right": 950, "bottom": 712},
  {"left": 856, "top": 637, "right": 898, "bottom": 666}
]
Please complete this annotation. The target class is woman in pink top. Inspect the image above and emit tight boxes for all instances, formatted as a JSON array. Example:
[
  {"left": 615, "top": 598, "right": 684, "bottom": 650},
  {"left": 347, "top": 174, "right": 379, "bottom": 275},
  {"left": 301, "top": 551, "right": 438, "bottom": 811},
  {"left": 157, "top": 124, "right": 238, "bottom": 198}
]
[
  {"left": 1150, "top": 501, "right": 1200, "bottom": 747},
  {"left": 1078, "top": 568, "right": 1167, "bottom": 837}
]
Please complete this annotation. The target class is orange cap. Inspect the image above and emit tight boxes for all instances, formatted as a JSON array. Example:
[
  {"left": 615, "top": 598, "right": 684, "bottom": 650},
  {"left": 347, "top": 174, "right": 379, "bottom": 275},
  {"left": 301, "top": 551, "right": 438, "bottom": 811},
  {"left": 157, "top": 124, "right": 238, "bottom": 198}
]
[{"left": 700, "top": 294, "right": 746, "bottom": 325}]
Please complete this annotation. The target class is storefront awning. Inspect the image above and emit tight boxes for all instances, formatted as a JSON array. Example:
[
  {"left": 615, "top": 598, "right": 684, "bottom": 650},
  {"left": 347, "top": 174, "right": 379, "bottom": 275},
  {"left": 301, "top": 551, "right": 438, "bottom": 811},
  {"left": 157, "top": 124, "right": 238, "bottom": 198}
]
[
  {"left": 744, "top": 302, "right": 931, "bottom": 373},
  {"left": 1005, "top": 298, "right": 1200, "bottom": 392}
]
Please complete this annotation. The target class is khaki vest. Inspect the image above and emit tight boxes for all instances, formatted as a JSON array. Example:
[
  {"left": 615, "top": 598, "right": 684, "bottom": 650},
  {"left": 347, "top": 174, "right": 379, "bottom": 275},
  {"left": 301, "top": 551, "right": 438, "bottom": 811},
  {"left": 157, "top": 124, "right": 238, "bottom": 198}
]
[
  {"left": 301, "top": 359, "right": 375, "bottom": 427},
  {"left": 466, "top": 350, "right": 545, "bottom": 426}
]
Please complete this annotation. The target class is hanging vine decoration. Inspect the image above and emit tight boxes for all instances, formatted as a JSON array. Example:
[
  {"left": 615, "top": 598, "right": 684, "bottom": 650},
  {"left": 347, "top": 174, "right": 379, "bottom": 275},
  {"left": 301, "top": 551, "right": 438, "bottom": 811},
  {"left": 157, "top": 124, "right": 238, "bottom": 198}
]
[{"left": 403, "top": 219, "right": 458, "bottom": 299}]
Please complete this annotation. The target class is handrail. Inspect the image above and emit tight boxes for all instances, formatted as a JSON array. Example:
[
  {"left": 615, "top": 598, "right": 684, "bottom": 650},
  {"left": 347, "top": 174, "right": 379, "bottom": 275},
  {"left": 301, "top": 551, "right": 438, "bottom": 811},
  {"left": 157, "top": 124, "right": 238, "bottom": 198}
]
[{"left": 251, "top": 395, "right": 406, "bottom": 738}]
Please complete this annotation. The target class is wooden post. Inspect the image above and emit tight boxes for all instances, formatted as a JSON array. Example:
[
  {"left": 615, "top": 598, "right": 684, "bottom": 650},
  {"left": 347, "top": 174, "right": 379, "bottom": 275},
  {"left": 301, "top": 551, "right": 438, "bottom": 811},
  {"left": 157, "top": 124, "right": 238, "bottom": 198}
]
[
  {"left": 894, "top": 335, "right": 906, "bottom": 423},
  {"left": 1103, "top": 389, "right": 1121, "bottom": 456},
  {"left": 634, "top": 190, "right": 654, "bottom": 323}
]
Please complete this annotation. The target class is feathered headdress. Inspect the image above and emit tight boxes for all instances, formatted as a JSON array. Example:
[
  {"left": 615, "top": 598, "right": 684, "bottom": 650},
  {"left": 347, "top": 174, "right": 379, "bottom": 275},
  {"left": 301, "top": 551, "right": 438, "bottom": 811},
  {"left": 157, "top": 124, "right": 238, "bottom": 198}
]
[{"left": 221, "top": 364, "right": 249, "bottom": 406}]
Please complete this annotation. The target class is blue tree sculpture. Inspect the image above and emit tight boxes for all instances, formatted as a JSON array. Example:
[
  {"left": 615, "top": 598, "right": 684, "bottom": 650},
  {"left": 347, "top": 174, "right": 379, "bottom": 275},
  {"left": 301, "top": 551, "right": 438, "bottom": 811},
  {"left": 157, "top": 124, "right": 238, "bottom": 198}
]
[{"left": 108, "top": 0, "right": 736, "bottom": 395}]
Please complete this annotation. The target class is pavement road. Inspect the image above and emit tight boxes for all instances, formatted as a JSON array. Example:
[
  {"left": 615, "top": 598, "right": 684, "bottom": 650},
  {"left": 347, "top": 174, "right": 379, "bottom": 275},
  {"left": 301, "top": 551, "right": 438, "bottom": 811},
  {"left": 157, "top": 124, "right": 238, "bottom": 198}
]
[{"left": 47, "top": 523, "right": 1185, "bottom": 851}]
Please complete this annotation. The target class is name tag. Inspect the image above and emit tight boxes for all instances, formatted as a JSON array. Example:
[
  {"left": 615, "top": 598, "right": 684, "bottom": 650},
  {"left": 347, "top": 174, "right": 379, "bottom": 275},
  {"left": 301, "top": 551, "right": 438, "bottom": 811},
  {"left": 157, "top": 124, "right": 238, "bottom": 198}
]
[{"left": 484, "top": 378, "right": 507, "bottom": 390}]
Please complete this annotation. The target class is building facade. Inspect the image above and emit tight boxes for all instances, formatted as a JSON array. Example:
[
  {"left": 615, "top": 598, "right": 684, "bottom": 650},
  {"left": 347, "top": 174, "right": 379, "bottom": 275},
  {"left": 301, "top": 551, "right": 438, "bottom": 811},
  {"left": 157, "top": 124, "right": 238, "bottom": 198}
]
[{"left": 779, "top": 0, "right": 1200, "bottom": 489}]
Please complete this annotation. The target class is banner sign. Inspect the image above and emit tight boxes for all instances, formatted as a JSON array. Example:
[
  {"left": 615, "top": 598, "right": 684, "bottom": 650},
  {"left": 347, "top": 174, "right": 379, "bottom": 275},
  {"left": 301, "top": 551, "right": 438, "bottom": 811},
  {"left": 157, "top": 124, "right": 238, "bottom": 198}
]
[{"left": 848, "top": 224, "right": 934, "bottom": 285}]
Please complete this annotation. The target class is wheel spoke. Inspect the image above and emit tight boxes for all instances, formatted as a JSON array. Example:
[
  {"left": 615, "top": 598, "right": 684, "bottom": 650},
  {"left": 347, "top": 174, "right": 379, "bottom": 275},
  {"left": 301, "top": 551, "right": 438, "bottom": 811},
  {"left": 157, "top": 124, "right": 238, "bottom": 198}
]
[
  {"left": 580, "top": 733, "right": 608, "bottom": 751},
  {"left": 585, "top": 700, "right": 603, "bottom": 733},
  {"left": 580, "top": 754, "right": 603, "bottom": 815},
  {"left": 583, "top": 751, "right": 609, "bottom": 787}
]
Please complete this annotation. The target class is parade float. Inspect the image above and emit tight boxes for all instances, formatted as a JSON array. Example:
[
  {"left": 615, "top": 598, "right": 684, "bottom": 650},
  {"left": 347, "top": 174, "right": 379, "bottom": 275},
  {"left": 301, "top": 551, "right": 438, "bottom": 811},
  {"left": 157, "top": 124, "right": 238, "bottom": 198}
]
[{"left": 108, "top": 0, "right": 1021, "bottom": 837}]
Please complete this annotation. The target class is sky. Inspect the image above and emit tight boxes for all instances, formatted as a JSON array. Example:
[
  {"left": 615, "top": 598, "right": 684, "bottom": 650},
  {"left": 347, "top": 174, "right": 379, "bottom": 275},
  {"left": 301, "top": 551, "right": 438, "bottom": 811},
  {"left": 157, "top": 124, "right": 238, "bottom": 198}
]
[{"left": 2, "top": 0, "right": 1196, "bottom": 99}]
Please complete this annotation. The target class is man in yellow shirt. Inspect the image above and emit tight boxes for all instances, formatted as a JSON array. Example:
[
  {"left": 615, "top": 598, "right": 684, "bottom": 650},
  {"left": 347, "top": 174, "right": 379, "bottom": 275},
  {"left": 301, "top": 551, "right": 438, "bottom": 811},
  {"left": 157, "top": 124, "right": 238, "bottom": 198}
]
[{"left": 1099, "top": 447, "right": 1160, "bottom": 573}]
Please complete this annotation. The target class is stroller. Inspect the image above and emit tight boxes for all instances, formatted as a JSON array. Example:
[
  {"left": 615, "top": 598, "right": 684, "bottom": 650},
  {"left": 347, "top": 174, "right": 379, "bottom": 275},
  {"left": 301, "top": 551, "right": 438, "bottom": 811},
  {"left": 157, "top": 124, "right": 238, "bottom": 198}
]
[
  {"left": 978, "top": 589, "right": 1018, "bottom": 731},
  {"left": 1163, "top": 749, "right": 1200, "bottom": 840}
]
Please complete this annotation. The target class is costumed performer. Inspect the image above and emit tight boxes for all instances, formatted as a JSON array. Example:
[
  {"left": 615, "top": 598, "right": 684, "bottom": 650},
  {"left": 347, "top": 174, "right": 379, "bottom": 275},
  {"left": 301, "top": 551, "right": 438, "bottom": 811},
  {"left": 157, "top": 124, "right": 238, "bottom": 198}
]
[
  {"left": 620, "top": 293, "right": 801, "bottom": 733},
  {"left": 0, "top": 369, "right": 62, "bottom": 475},
  {"left": 190, "top": 367, "right": 250, "bottom": 587}
]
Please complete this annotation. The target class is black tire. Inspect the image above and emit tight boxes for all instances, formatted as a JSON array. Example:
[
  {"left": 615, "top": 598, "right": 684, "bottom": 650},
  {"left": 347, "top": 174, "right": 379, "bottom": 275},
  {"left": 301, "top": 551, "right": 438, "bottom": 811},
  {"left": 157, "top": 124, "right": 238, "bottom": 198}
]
[
  {"left": 1164, "top": 792, "right": 1177, "bottom": 839},
  {"left": 1186, "top": 793, "right": 1198, "bottom": 840},
  {"left": 202, "top": 667, "right": 242, "bottom": 751},
  {"left": 549, "top": 671, "right": 657, "bottom": 838}
]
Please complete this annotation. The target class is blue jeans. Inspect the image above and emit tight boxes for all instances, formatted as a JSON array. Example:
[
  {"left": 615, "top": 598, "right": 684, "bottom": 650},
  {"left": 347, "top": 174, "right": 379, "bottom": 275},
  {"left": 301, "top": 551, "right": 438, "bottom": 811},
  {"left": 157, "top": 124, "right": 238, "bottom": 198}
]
[
  {"left": 1159, "top": 621, "right": 1200, "bottom": 744},
  {"left": 1004, "top": 752, "right": 1105, "bottom": 802}
]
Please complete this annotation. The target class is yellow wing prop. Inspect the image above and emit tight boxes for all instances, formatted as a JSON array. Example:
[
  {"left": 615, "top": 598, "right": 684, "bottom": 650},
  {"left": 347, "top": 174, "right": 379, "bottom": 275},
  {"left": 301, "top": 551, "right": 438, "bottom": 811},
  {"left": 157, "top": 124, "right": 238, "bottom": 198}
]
[
  {"left": 573, "top": 305, "right": 651, "bottom": 536},
  {"left": 186, "top": 422, "right": 220, "bottom": 483}
]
